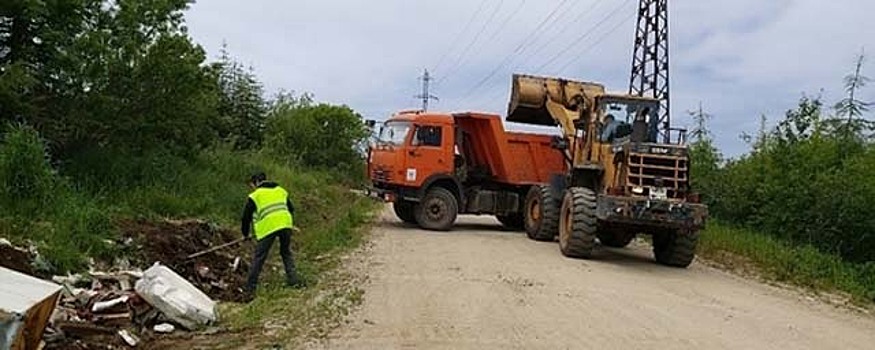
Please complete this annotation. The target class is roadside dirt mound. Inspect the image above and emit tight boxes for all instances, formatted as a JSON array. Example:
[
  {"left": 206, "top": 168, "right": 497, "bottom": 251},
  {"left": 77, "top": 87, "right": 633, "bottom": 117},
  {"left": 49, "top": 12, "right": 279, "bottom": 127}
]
[
  {"left": 0, "top": 242, "right": 35, "bottom": 275},
  {"left": 120, "top": 219, "right": 252, "bottom": 302}
]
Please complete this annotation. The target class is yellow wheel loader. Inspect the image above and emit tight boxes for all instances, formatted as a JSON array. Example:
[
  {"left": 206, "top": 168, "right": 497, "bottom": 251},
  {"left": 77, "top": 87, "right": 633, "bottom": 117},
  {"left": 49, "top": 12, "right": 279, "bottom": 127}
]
[{"left": 507, "top": 74, "right": 707, "bottom": 267}]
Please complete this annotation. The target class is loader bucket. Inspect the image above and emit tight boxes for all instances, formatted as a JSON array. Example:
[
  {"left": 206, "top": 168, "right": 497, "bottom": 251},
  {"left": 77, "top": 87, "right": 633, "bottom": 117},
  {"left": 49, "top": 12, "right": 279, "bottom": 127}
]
[{"left": 506, "top": 74, "right": 606, "bottom": 126}]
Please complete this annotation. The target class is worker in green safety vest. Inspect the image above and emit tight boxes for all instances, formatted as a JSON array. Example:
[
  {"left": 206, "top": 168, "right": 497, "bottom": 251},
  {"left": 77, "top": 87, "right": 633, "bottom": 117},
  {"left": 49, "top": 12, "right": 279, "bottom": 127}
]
[{"left": 241, "top": 172, "right": 302, "bottom": 296}]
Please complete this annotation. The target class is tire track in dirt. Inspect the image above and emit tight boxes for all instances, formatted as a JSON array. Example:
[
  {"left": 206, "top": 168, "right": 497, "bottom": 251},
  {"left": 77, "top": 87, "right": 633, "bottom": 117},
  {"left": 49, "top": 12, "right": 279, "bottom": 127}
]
[{"left": 309, "top": 207, "right": 875, "bottom": 349}]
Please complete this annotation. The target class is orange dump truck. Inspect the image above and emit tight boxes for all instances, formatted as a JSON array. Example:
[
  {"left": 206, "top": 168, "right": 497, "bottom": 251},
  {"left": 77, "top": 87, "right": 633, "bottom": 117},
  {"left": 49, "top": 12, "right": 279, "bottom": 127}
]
[{"left": 367, "top": 110, "right": 566, "bottom": 231}]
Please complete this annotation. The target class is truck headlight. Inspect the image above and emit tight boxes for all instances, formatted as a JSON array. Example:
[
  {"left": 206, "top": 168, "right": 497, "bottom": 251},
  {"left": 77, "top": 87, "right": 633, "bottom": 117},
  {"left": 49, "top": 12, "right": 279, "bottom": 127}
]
[{"left": 632, "top": 186, "right": 645, "bottom": 194}]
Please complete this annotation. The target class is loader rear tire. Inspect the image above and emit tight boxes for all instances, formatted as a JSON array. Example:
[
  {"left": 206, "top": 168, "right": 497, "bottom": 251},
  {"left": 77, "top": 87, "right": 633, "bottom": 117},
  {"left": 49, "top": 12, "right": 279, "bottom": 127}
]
[
  {"left": 558, "top": 187, "right": 597, "bottom": 258},
  {"left": 497, "top": 213, "right": 525, "bottom": 231},
  {"left": 653, "top": 229, "right": 698, "bottom": 268},
  {"left": 415, "top": 187, "right": 458, "bottom": 231},
  {"left": 393, "top": 201, "right": 416, "bottom": 224},
  {"left": 524, "top": 186, "right": 560, "bottom": 241}
]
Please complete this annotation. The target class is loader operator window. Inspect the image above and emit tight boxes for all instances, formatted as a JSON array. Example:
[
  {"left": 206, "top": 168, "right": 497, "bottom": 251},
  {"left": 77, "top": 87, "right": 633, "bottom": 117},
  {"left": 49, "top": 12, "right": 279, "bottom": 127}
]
[
  {"left": 600, "top": 99, "right": 660, "bottom": 143},
  {"left": 412, "top": 125, "right": 442, "bottom": 147}
]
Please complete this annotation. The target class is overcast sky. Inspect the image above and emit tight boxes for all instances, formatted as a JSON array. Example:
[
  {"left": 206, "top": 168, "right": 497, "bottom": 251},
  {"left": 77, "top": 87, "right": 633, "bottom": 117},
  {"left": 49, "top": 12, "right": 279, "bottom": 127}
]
[{"left": 185, "top": 0, "right": 874, "bottom": 156}]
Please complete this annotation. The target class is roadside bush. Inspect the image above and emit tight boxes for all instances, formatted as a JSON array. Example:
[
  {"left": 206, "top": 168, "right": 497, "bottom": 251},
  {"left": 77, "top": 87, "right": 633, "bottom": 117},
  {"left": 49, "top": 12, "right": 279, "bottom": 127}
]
[
  {"left": 0, "top": 124, "right": 58, "bottom": 215},
  {"left": 694, "top": 97, "right": 875, "bottom": 263},
  {"left": 264, "top": 94, "right": 368, "bottom": 178}
]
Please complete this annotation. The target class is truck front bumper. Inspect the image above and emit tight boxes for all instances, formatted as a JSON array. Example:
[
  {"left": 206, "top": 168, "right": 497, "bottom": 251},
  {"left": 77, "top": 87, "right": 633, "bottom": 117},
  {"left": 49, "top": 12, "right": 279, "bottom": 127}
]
[
  {"left": 366, "top": 185, "right": 420, "bottom": 203},
  {"left": 365, "top": 186, "right": 396, "bottom": 202},
  {"left": 596, "top": 195, "right": 708, "bottom": 230}
]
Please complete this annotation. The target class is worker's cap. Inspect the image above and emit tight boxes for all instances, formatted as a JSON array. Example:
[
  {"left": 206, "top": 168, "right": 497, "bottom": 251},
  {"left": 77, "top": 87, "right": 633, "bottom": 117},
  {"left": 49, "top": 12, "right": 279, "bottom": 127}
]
[{"left": 249, "top": 172, "right": 267, "bottom": 184}]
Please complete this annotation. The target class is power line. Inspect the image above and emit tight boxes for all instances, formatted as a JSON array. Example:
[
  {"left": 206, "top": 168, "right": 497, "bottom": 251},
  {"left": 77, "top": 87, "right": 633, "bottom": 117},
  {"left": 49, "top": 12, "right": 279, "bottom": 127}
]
[
  {"left": 476, "top": 0, "right": 529, "bottom": 61},
  {"left": 453, "top": 0, "right": 576, "bottom": 106},
  {"left": 432, "top": 0, "right": 491, "bottom": 74},
  {"left": 480, "top": 5, "right": 634, "bottom": 108},
  {"left": 553, "top": 10, "right": 636, "bottom": 73},
  {"left": 534, "top": 0, "right": 632, "bottom": 72},
  {"left": 438, "top": 0, "right": 507, "bottom": 85},
  {"left": 510, "top": 0, "right": 610, "bottom": 72},
  {"left": 438, "top": 0, "right": 527, "bottom": 87}
]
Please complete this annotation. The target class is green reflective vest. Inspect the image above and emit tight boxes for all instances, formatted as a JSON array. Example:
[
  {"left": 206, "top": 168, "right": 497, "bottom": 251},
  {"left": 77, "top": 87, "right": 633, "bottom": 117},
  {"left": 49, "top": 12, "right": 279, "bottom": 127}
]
[{"left": 249, "top": 186, "right": 294, "bottom": 240}]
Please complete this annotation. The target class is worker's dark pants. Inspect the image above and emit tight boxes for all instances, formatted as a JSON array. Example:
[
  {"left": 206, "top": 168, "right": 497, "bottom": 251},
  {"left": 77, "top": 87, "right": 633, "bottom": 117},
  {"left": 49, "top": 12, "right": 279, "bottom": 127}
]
[{"left": 244, "top": 228, "right": 298, "bottom": 292}]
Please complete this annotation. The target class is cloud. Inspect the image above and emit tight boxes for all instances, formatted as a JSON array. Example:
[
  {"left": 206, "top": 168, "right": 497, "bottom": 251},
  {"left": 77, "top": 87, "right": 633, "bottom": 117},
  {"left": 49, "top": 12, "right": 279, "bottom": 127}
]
[{"left": 185, "top": 0, "right": 874, "bottom": 155}]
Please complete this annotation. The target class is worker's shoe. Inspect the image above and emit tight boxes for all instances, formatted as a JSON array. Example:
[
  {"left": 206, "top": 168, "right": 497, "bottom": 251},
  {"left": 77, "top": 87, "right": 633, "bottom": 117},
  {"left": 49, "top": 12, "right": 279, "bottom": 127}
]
[
  {"left": 286, "top": 278, "right": 307, "bottom": 289},
  {"left": 240, "top": 286, "right": 256, "bottom": 303}
]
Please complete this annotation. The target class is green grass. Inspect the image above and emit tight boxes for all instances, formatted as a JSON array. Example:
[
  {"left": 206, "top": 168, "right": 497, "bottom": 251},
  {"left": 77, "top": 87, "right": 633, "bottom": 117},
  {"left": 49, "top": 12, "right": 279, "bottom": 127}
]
[
  {"left": 1, "top": 127, "right": 381, "bottom": 346},
  {"left": 699, "top": 222, "right": 875, "bottom": 304},
  {"left": 215, "top": 191, "right": 376, "bottom": 348}
]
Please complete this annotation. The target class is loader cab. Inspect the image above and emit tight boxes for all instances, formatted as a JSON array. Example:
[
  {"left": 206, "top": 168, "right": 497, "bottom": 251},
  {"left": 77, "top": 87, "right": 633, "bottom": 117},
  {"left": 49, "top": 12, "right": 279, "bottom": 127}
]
[{"left": 596, "top": 96, "right": 660, "bottom": 144}]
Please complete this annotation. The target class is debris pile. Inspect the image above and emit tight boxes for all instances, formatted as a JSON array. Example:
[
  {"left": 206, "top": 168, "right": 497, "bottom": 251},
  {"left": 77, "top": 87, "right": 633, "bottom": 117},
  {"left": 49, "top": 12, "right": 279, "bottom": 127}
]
[
  {"left": 41, "top": 264, "right": 218, "bottom": 349},
  {"left": 120, "top": 219, "right": 251, "bottom": 302},
  {"left": 0, "top": 219, "right": 250, "bottom": 349}
]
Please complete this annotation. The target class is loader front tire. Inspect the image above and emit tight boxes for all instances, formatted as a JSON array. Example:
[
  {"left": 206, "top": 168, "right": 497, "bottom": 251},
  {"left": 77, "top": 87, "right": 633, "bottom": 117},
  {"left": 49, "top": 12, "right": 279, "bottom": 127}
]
[
  {"left": 524, "top": 186, "right": 560, "bottom": 241},
  {"left": 415, "top": 187, "right": 458, "bottom": 231},
  {"left": 653, "top": 229, "right": 698, "bottom": 268},
  {"left": 558, "top": 187, "right": 597, "bottom": 258}
]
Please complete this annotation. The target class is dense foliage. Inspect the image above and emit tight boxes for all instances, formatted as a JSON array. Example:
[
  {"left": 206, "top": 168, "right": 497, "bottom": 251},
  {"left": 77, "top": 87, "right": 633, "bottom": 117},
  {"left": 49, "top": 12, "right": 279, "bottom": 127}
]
[
  {"left": 692, "top": 93, "right": 875, "bottom": 264},
  {"left": 0, "top": 1, "right": 370, "bottom": 272}
]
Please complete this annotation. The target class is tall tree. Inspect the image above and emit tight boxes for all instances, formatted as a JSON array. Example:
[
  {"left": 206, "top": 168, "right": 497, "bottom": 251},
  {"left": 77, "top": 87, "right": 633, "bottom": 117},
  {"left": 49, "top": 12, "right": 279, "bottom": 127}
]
[
  {"left": 1, "top": 0, "right": 219, "bottom": 157},
  {"left": 834, "top": 50, "right": 873, "bottom": 137},
  {"left": 214, "top": 43, "right": 267, "bottom": 150}
]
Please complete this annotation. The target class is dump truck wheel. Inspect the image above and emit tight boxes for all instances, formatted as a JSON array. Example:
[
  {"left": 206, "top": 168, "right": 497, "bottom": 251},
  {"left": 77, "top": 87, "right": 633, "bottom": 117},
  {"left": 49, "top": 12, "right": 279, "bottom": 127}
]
[
  {"left": 558, "top": 187, "right": 597, "bottom": 258},
  {"left": 653, "top": 229, "right": 698, "bottom": 268},
  {"left": 496, "top": 214, "right": 525, "bottom": 231},
  {"left": 415, "top": 187, "right": 458, "bottom": 231},
  {"left": 598, "top": 230, "right": 635, "bottom": 248},
  {"left": 524, "top": 186, "right": 560, "bottom": 241},
  {"left": 393, "top": 201, "right": 416, "bottom": 224}
]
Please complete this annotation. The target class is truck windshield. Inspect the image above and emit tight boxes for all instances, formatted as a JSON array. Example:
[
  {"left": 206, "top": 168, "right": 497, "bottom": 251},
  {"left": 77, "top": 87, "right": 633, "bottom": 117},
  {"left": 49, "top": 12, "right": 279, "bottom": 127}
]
[{"left": 377, "top": 122, "right": 412, "bottom": 145}]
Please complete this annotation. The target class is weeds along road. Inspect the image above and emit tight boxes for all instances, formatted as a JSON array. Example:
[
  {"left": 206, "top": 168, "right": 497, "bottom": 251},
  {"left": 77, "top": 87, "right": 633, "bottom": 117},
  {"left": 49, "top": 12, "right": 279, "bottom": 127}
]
[{"left": 310, "top": 206, "right": 875, "bottom": 350}]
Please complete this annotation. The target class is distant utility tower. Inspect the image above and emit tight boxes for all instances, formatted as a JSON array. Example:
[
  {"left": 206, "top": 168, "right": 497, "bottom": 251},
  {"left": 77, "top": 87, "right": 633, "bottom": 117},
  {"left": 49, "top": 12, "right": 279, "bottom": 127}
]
[
  {"left": 415, "top": 69, "right": 439, "bottom": 111},
  {"left": 629, "top": 0, "right": 670, "bottom": 142}
]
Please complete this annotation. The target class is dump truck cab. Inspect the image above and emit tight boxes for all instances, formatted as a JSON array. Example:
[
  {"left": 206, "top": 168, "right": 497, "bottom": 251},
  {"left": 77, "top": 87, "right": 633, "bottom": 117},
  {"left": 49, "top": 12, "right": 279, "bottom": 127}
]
[
  {"left": 369, "top": 111, "right": 456, "bottom": 197},
  {"left": 368, "top": 110, "right": 567, "bottom": 231}
]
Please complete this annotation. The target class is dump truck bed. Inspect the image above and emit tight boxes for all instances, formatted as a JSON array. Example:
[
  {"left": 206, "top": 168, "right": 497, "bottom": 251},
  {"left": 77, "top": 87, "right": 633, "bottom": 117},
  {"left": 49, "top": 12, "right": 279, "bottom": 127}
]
[{"left": 454, "top": 113, "right": 565, "bottom": 185}]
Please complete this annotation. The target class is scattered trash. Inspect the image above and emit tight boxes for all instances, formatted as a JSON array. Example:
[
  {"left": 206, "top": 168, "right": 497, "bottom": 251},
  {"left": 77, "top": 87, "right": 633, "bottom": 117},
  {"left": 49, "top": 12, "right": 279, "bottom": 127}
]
[
  {"left": 135, "top": 263, "right": 217, "bottom": 330},
  {"left": 3, "top": 218, "right": 250, "bottom": 349},
  {"left": 92, "top": 295, "right": 130, "bottom": 312},
  {"left": 118, "top": 329, "right": 140, "bottom": 347},
  {"left": 231, "top": 257, "right": 241, "bottom": 272},
  {"left": 153, "top": 323, "right": 175, "bottom": 333}
]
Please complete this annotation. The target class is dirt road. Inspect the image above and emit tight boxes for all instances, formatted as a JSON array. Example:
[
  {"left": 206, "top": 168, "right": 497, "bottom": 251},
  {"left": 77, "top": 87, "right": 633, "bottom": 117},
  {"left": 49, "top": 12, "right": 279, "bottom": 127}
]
[{"left": 311, "top": 207, "right": 875, "bottom": 349}]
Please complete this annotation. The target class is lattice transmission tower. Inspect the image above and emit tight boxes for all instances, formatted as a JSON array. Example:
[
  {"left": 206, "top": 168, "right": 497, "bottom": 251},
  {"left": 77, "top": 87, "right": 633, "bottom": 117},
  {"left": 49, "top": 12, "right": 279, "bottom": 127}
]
[{"left": 629, "top": 0, "right": 671, "bottom": 142}]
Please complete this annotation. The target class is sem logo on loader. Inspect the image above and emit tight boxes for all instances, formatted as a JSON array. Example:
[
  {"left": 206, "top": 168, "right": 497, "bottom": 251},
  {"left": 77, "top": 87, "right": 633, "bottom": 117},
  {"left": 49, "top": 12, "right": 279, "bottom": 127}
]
[
  {"left": 406, "top": 168, "right": 417, "bottom": 182},
  {"left": 651, "top": 147, "right": 670, "bottom": 154}
]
